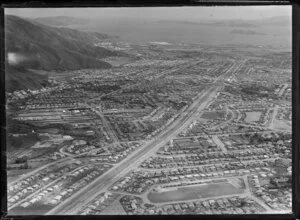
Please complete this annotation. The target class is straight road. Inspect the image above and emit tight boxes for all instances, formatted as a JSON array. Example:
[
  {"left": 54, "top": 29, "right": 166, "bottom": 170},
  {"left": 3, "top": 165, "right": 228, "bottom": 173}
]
[
  {"left": 90, "top": 107, "right": 119, "bottom": 143},
  {"left": 211, "top": 135, "right": 227, "bottom": 153}
]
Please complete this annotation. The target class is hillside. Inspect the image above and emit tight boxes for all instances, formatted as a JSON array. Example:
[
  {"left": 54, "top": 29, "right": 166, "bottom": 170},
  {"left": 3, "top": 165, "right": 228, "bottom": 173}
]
[
  {"left": 5, "top": 15, "right": 120, "bottom": 71},
  {"left": 32, "top": 16, "right": 90, "bottom": 27},
  {"left": 5, "top": 15, "right": 125, "bottom": 91},
  {"left": 5, "top": 66, "right": 50, "bottom": 93}
]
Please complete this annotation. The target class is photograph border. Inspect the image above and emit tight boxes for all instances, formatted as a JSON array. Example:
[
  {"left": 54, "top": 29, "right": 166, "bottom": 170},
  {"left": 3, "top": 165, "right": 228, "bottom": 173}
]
[{"left": 0, "top": 1, "right": 299, "bottom": 220}]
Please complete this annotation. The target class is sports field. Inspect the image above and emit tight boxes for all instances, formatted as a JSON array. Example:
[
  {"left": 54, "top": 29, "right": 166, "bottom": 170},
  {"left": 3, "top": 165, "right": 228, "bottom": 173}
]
[
  {"left": 244, "top": 111, "right": 262, "bottom": 123},
  {"left": 147, "top": 182, "right": 244, "bottom": 203}
]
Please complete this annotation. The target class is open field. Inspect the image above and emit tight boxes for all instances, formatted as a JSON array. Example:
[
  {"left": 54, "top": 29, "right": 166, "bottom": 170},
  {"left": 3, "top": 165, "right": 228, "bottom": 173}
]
[
  {"left": 100, "top": 198, "right": 126, "bottom": 215},
  {"left": 147, "top": 182, "right": 244, "bottom": 203},
  {"left": 271, "top": 119, "right": 291, "bottom": 130},
  {"left": 10, "top": 203, "right": 52, "bottom": 215},
  {"left": 245, "top": 112, "right": 262, "bottom": 123}
]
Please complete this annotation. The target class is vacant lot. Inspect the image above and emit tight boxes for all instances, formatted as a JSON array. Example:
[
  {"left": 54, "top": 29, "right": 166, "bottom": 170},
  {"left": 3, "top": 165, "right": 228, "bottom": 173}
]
[
  {"left": 9, "top": 203, "right": 53, "bottom": 215},
  {"left": 271, "top": 119, "right": 291, "bottom": 130},
  {"left": 100, "top": 199, "right": 126, "bottom": 215},
  {"left": 147, "top": 182, "right": 244, "bottom": 203},
  {"left": 245, "top": 111, "right": 262, "bottom": 123}
]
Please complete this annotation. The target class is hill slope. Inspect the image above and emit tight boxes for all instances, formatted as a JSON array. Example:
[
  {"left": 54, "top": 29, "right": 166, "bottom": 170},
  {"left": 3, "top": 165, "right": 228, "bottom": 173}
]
[
  {"left": 5, "top": 66, "right": 50, "bottom": 93},
  {"left": 5, "top": 15, "right": 124, "bottom": 92},
  {"left": 32, "top": 16, "right": 90, "bottom": 27},
  {"left": 5, "top": 15, "right": 118, "bottom": 71}
]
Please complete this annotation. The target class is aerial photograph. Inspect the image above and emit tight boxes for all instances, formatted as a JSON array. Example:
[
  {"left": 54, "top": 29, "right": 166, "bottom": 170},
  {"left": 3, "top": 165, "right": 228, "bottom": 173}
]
[{"left": 5, "top": 6, "right": 292, "bottom": 215}]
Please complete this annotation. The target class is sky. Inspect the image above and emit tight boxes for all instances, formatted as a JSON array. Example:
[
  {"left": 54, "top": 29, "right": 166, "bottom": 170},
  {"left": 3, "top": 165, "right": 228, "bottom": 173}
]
[
  {"left": 5, "top": 6, "right": 291, "bottom": 21},
  {"left": 5, "top": 6, "right": 292, "bottom": 47}
]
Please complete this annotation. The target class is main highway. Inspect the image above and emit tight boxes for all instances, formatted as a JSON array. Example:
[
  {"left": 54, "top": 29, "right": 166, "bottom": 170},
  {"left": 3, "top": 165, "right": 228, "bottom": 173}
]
[{"left": 46, "top": 59, "right": 238, "bottom": 215}]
